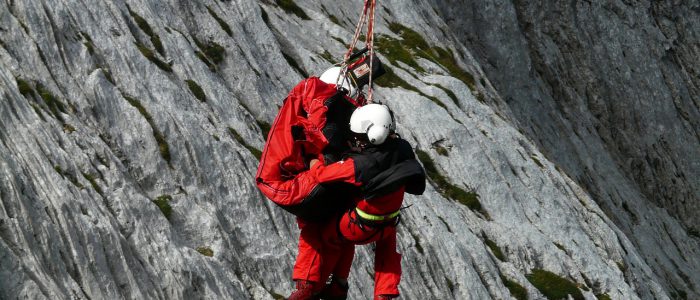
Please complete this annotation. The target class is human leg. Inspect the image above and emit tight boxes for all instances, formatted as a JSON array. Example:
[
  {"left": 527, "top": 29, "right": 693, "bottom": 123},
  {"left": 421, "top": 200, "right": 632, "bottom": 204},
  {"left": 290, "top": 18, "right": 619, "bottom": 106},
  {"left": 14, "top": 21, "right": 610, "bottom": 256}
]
[{"left": 373, "top": 229, "right": 401, "bottom": 299}]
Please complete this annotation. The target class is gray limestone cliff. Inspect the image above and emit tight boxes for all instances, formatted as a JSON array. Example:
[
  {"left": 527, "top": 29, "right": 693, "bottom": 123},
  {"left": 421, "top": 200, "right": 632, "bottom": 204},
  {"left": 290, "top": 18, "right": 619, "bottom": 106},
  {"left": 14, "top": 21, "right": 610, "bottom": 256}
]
[{"left": 1, "top": 0, "right": 698, "bottom": 299}]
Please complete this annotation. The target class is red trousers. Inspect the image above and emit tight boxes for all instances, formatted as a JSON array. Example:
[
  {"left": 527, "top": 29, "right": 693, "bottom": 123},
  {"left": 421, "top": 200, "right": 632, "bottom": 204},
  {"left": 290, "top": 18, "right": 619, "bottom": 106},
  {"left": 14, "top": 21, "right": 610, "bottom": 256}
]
[{"left": 293, "top": 188, "right": 404, "bottom": 297}]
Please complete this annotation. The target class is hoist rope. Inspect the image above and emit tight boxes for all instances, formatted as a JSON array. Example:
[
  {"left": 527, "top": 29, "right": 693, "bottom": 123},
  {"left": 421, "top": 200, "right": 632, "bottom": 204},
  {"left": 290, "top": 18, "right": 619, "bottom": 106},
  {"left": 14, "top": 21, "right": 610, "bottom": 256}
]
[{"left": 337, "top": 0, "right": 377, "bottom": 103}]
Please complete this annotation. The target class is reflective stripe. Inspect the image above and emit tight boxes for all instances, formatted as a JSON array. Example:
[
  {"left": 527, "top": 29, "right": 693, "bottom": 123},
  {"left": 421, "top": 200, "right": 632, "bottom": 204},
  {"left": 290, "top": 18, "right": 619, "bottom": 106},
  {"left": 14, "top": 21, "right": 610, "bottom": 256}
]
[{"left": 355, "top": 207, "right": 400, "bottom": 221}]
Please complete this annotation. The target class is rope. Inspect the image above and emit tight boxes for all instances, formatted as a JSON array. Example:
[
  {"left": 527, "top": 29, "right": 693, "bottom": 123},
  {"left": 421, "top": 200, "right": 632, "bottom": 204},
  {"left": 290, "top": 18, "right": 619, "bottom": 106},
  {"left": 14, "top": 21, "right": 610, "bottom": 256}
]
[{"left": 337, "top": 0, "right": 377, "bottom": 103}]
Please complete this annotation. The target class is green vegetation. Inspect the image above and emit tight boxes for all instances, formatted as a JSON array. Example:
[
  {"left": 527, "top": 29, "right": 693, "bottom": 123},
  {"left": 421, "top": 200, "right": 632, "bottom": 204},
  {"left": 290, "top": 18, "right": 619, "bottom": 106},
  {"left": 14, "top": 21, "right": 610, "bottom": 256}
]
[
  {"left": 525, "top": 269, "right": 583, "bottom": 300},
  {"left": 80, "top": 32, "right": 95, "bottom": 55},
  {"left": 16, "top": 78, "right": 34, "bottom": 97},
  {"left": 275, "top": 0, "right": 310, "bottom": 20},
  {"left": 228, "top": 127, "right": 262, "bottom": 160},
  {"left": 501, "top": 276, "right": 528, "bottom": 300},
  {"left": 320, "top": 50, "right": 334, "bottom": 63},
  {"left": 127, "top": 6, "right": 165, "bottom": 55},
  {"left": 82, "top": 173, "right": 103, "bottom": 196},
  {"left": 595, "top": 293, "right": 611, "bottom": 300},
  {"left": 153, "top": 195, "right": 173, "bottom": 220},
  {"left": 375, "top": 67, "right": 447, "bottom": 109},
  {"left": 256, "top": 120, "right": 271, "bottom": 140},
  {"left": 282, "top": 52, "right": 308, "bottom": 77},
  {"left": 55, "top": 166, "right": 84, "bottom": 189},
  {"left": 196, "top": 247, "right": 214, "bottom": 257},
  {"left": 554, "top": 242, "right": 566, "bottom": 252},
  {"left": 63, "top": 123, "right": 76, "bottom": 133},
  {"left": 434, "top": 145, "right": 448, "bottom": 156},
  {"left": 484, "top": 236, "right": 505, "bottom": 261},
  {"left": 185, "top": 80, "right": 206, "bottom": 102},
  {"left": 36, "top": 83, "right": 67, "bottom": 121},
  {"left": 192, "top": 37, "right": 225, "bottom": 66},
  {"left": 416, "top": 149, "right": 484, "bottom": 214},
  {"left": 135, "top": 42, "right": 172, "bottom": 72},
  {"left": 375, "top": 22, "right": 477, "bottom": 90},
  {"left": 206, "top": 6, "right": 233, "bottom": 36},
  {"left": 269, "top": 290, "right": 285, "bottom": 300},
  {"left": 101, "top": 67, "right": 115, "bottom": 84},
  {"left": 531, "top": 155, "right": 544, "bottom": 168},
  {"left": 328, "top": 15, "right": 340, "bottom": 25},
  {"left": 432, "top": 83, "right": 459, "bottom": 106},
  {"left": 445, "top": 276, "right": 454, "bottom": 292},
  {"left": 30, "top": 103, "right": 46, "bottom": 121},
  {"left": 123, "top": 95, "right": 171, "bottom": 165}
]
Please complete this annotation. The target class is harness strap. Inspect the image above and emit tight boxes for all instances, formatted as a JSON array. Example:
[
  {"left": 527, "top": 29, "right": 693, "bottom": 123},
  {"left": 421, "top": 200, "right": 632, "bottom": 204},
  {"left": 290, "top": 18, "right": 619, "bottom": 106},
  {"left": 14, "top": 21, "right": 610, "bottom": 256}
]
[{"left": 355, "top": 207, "right": 399, "bottom": 221}]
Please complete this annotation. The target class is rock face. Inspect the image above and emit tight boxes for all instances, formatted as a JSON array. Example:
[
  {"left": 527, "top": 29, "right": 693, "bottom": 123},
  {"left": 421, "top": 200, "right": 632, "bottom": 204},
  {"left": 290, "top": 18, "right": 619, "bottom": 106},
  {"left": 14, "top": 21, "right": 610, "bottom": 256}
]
[{"left": 0, "top": 0, "right": 697, "bottom": 299}]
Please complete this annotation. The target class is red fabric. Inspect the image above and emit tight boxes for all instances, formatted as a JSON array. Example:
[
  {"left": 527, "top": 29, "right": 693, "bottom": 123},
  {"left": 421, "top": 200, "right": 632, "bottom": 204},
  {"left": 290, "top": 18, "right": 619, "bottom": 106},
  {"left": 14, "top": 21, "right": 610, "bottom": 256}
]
[
  {"left": 355, "top": 186, "right": 405, "bottom": 216},
  {"left": 306, "top": 188, "right": 405, "bottom": 297},
  {"left": 256, "top": 78, "right": 359, "bottom": 206}
]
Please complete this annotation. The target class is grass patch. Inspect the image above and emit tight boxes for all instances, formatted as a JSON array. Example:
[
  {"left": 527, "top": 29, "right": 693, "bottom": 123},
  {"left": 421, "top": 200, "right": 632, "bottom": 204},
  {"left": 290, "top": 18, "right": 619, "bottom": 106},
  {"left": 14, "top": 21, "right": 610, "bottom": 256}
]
[
  {"left": 554, "top": 242, "right": 566, "bottom": 252},
  {"left": 268, "top": 290, "right": 285, "bottom": 300},
  {"left": 135, "top": 42, "right": 172, "bottom": 72},
  {"left": 101, "top": 67, "right": 115, "bottom": 84},
  {"left": 63, "top": 123, "right": 76, "bottom": 133},
  {"left": 376, "top": 22, "right": 476, "bottom": 90},
  {"left": 328, "top": 15, "right": 340, "bottom": 25},
  {"left": 153, "top": 195, "right": 173, "bottom": 220},
  {"left": 525, "top": 269, "right": 583, "bottom": 300},
  {"left": 282, "top": 52, "right": 308, "bottom": 77},
  {"left": 484, "top": 236, "right": 505, "bottom": 261},
  {"left": 36, "top": 83, "right": 67, "bottom": 121},
  {"left": 320, "top": 50, "right": 334, "bottom": 63},
  {"left": 80, "top": 31, "right": 95, "bottom": 55},
  {"left": 594, "top": 294, "right": 611, "bottom": 300},
  {"left": 228, "top": 127, "right": 262, "bottom": 160},
  {"left": 275, "top": 0, "right": 310, "bottom": 20},
  {"left": 206, "top": 6, "right": 233, "bottom": 36},
  {"left": 196, "top": 247, "right": 214, "bottom": 257},
  {"left": 185, "top": 80, "right": 206, "bottom": 102},
  {"left": 192, "top": 37, "right": 225, "bottom": 65},
  {"left": 195, "top": 51, "right": 216, "bottom": 71},
  {"left": 501, "top": 276, "right": 528, "bottom": 300},
  {"left": 446, "top": 276, "right": 454, "bottom": 292},
  {"left": 123, "top": 95, "right": 171, "bottom": 165},
  {"left": 416, "top": 149, "right": 484, "bottom": 214},
  {"left": 432, "top": 83, "right": 459, "bottom": 106},
  {"left": 16, "top": 78, "right": 34, "bottom": 97},
  {"left": 82, "top": 173, "right": 103, "bottom": 196},
  {"left": 127, "top": 6, "right": 165, "bottom": 55},
  {"left": 256, "top": 120, "right": 271, "bottom": 140},
  {"left": 55, "top": 166, "right": 84, "bottom": 189},
  {"left": 375, "top": 67, "right": 447, "bottom": 109},
  {"left": 434, "top": 146, "right": 448, "bottom": 156},
  {"left": 531, "top": 155, "right": 544, "bottom": 168}
]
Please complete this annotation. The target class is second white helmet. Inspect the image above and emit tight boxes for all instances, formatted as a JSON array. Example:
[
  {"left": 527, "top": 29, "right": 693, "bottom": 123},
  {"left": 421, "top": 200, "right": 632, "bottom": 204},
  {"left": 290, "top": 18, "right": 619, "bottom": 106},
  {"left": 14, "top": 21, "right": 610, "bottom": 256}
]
[
  {"left": 319, "top": 67, "right": 358, "bottom": 98},
  {"left": 349, "top": 104, "right": 393, "bottom": 145}
]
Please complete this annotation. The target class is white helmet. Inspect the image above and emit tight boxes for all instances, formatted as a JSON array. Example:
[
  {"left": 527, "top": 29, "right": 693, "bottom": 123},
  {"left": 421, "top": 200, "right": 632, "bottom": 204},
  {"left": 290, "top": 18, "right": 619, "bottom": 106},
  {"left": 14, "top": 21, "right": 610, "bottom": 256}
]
[
  {"left": 319, "top": 67, "right": 357, "bottom": 98},
  {"left": 350, "top": 104, "right": 393, "bottom": 145}
]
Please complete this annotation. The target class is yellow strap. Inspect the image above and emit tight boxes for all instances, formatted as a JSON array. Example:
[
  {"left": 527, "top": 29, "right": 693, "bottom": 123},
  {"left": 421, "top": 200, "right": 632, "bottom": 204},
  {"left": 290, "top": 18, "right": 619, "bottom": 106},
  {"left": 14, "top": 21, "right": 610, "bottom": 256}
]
[{"left": 355, "top": 207, "right": 400, "bottom": 221}]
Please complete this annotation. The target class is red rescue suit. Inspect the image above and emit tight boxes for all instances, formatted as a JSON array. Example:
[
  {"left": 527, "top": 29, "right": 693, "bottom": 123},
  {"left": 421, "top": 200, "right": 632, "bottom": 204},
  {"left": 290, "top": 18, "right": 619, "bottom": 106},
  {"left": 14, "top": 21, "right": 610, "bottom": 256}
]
[
  {"left": 254, "top": 77, "right": 364, "bottom": 284},
  {"left": 294, "top": 137, "right": 427, "bottom": 298}
]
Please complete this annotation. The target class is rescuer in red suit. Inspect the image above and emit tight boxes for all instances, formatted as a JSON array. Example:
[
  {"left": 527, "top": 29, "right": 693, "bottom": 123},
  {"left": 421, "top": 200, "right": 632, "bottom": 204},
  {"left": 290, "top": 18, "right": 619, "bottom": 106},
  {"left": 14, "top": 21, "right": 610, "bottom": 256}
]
[
  {"left": 256, "top": 61, "right": 386, "bottom": 298},
  {"left": 289, "top": 104, "right": 426, "bottom": 300}
]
